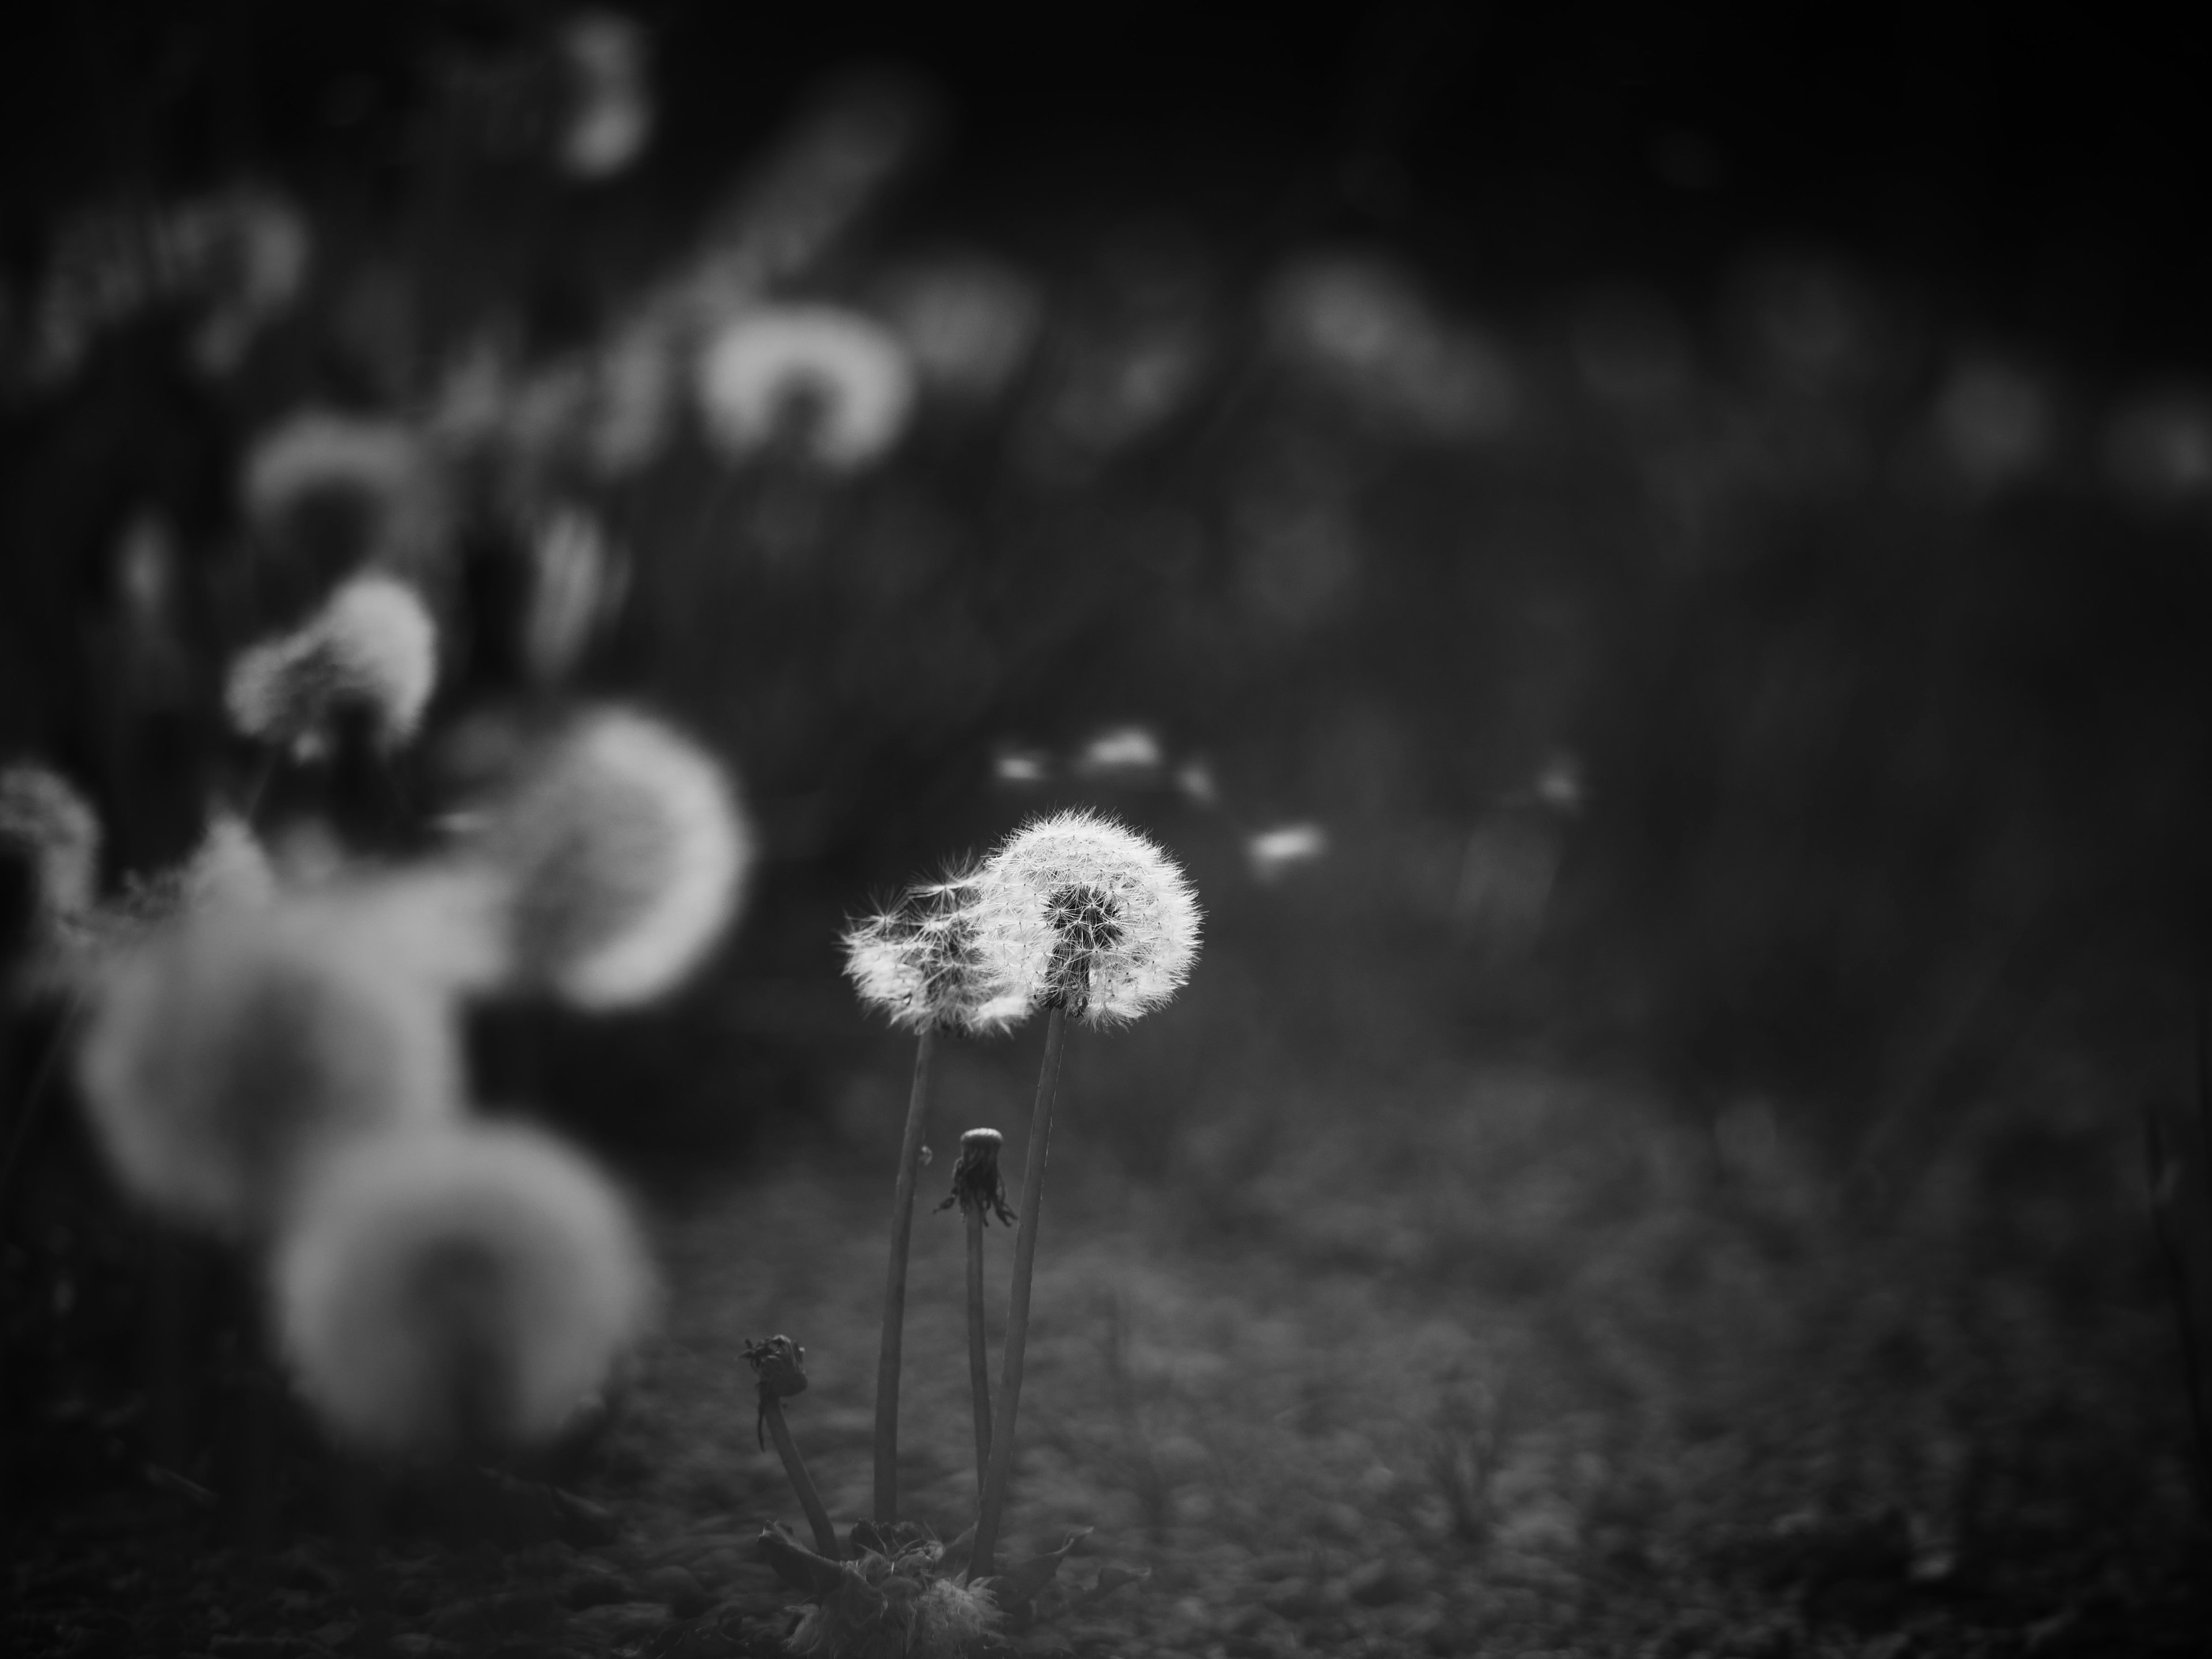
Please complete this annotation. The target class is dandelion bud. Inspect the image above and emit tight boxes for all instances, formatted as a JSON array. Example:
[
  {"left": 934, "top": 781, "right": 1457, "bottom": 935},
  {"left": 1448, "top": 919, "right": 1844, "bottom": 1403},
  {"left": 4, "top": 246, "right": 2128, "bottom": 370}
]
[
  {"left": 1, "top": 763, "right": 101, "bottom": 936},
  {"left": 744, "top": 1333, "right": 809, "bottom": 1402},
  {"left": 696, "top": 304, "right": 916, "bottom": 471},
  {"left": 467, "top": 707, "right": 750, "bottom": 1010},
  {"left": 974, "top": 809, "right": 1200, "bottom": 1025},
  {"left": 273, "top": 1121, "right": 654, "bottom": 1456},
  {"left": 937, "top": 1127, "right": 1015, "bottom": 1225},
  {"left": 75, "top": 891, "right": 466, "bottom": 1236},
  {"left": 843, "top": 876, "right": 1026, "bottom": 1035},
  {"left": 225, "top": 573, "right": 438, "bottom": 759}
]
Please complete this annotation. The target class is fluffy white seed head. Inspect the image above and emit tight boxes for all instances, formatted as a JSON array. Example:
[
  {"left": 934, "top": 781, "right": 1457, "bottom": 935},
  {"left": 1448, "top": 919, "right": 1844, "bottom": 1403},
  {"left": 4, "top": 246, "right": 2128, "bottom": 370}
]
[
  {"left": 696, "top": 304, "right": 916, "bottom": 470},
  {"left": 843, "top": 874, "right": 1028, "bottom": 1035},
  {"left": 471, "top": 707, "right": 750, "bottom": 1010},
  {"left": 75, "top": 891, "right": 466, "bottom": 1236},
  {"left": 273, "top": 1120, "right": 655, "bottom": 1457},
  {"left": 225, "top": 573, "right": 439, "bottom": 758},
  {"left": 1, "top": 763, "right": 102, "bottom": 929},
  {"left": 975, "top": 809, "right": 1200, "bottom": 1027}
]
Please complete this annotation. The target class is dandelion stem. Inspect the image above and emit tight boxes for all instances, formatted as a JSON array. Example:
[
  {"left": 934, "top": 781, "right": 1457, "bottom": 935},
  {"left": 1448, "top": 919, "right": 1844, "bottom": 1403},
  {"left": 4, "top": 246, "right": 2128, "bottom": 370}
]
[
  {"left": 762, "top": 1394, "right": 839, "bottom": 1558},
  {"left": 971, "top": 1000, "right": 1067, "bottom": 1580},
  {"left": 965, "top": 1201, "right": 993, "bottom": 1507},
  {"left": 873, "top": 1024, "right": 937, "bottom": 1524}
]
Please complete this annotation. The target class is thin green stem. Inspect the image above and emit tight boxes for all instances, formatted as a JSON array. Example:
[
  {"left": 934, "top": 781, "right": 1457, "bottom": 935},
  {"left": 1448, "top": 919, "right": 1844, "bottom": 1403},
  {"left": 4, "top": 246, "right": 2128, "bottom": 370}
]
[
  {"left": 971, "top": 1001, "right": 1067, "bottom": 1579},
  {"left": 763, "top": 1395, "right": 839, "bottom": 1557},
  {"left": 873, "top": 1024, "right": 937, "bottom": 1524},
  {"left": 965, "top": 1203, "right": 992, "bottom": 1509}
]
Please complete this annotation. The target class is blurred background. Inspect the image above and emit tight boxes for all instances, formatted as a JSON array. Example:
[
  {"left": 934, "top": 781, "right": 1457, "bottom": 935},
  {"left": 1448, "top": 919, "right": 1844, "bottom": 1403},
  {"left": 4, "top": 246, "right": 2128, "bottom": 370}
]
[{"left": 5, "top": 3, "right": 2211, "bottom": 1652}]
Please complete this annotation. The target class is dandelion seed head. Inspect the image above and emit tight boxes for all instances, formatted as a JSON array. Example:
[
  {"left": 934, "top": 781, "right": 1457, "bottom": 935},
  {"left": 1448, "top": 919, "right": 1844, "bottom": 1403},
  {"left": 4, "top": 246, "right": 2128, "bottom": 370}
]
[
  {"left": 225, "top": 573, "right": 438, "bottom": 757},
  {"left": 273, "top": 1120, "right": 654, "bottom": 1457},
  {"left": 696, "top": 304, "right": 916, "bottom": 471},
  {"left": 843, "top": 874, "right": 1025, "bottom": 1034},
  {"left": 76, "top": 895, "right": 465, "bottom": 1235},
  {"left": 975, "top": 809, "right": 1200, "bottom": 1026},
  {"left": 476, "top": 707, "right": 750, "bottom": 1009}
]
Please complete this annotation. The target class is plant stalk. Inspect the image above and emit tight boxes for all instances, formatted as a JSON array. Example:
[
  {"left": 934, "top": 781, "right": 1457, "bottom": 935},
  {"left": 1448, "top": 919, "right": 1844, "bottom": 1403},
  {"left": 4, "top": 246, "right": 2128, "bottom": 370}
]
[
  {"left": 872, "top": 1024, "right": 937, "bottom": 1524},
  {"left": 762, "top": 1394, "right": 839, "bottom": 1558},
  {"left": 971, "top": 1001, "right": 1067, "bottom": 1578},
  {"left": 965, "top": 1202, "right": 993, "bottom": 1506}
]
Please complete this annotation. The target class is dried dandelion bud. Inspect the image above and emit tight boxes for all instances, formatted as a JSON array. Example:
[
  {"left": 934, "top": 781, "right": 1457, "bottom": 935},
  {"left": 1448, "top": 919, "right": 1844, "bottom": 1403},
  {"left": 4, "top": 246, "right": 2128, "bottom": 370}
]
[
  {"left": 975, "top": 809, "right": 1200, "bottom": 1025},
  {"left": 696, "top": 304, "right": 916, "bottom": 471},
  {"left": 744, "top": 1332, "right": 809, "bottom": 1402},
  {"left": 938, "top": 1127, "right": 1015, "bottom": 1225},
  {"left": 75, "top": 889, "right": 467, "bottom": 1236},
  {"left": 843, "top": 875, "right": 1027, "bottom": 1035},
  {"left": 273, "top": 1120, "right": 654, "bottom": 1456},
  {"left": 465, "top": 707, "right": 750, "bottom": 1010},
  {"left": 225, "top": 573, "right": 438, "bottom": 759},
  {"left": 1, "top": 763, "right": 101, "bottom": 936}
]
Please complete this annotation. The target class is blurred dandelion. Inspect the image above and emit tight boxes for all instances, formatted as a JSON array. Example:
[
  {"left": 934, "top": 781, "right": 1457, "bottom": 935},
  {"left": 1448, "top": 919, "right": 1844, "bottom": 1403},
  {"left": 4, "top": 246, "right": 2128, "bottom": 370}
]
[
  {"left": 240, "top": 410, "right": 445, "bottom": 569},
  {"left": 556, "top": 11, "right": 654, "bottom": 181},
  {"left": 1072, "top": 726, "right": 1163, "bottom": 783},
  {"left": 993, "top": 747, "right": 1052, "bottom": 787},
  {"left": 465, "top": 707, "right": 751, "bottom": 1010},
  {"left": 75, "top": 891, "right": 468, "bottom": 1236},
  {"left": 225, "top": 572, "right": 440, "bottom": 760},
  {"left": 969, "top": 809, "right": 1199, "bottom": 1575},
  {"left": 2104, "top": 388, "right": 2212, "bottom": 509},
  {"left": 584, "top": 316, "right": 680, "bottom": 476},
  {"left": 696, "top": 304, "right": 916, "bottom": 471},
  {"left": 1, "top": 764, "right": 102, "bottom": 950},
  {"left": 273, "top": 1120, "right": 654, "bottom": 1456},
  {"left": 521, "top": 503, "right": 629, "bottom": 687},
  {"left": 1568, "top": 283, "right": 1696, "bottom": 411},
  {"left": 876, "top": 253, "right": 1043, "bottom": 404},
  {"left": 1933, "top": 359, "right": 2053, "bottom": 489},
  {"left": 844, "top": 872, "right": 1026, "bottom": 1521},
  {"left": 1247, "top": 822, "right": 1328, "bottom": 884}
]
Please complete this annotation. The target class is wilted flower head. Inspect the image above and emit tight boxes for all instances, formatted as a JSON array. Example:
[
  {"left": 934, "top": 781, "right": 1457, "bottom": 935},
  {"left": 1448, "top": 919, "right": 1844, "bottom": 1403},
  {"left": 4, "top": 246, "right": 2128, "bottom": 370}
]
[
  {"left": 225, "top": 572, "right": 439, "bottom": 759},
  {"left": 557, "top": 11, "right": 654, "bottom": 180},
  {"left": 1, "top": 763, "right": 101, "bottom": 934},
  {"left": 75, "top": 889, "right": 468, "bottom": 1234},
  {"left": 843, "top": 874, "right": 1026, "bottom": 1035},
  {"left": 467, "top": 707, "right": 751, "bottom": 1010},
  {"left": 937, "top": 1127, "right": 1016, "bottom": 1226},
  {"left": 696, "top": 304, "right": 916, "bottom": 470},
  {"left": 974, "top": 810, "right": 1200, "bottom": 1025},
  {"left": 273, "top": 1120, "right": 654, "bottom": 1456}
]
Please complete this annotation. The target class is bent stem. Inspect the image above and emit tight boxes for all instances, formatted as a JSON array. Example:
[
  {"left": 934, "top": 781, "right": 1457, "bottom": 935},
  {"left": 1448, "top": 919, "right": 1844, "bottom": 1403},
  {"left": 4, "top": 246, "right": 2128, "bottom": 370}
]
[
  {"left": 763, "top": 1393, "right": 839, "bottom": 1558},
  {"left": 873, "top": 1024, "right": 937, "bottom": 1524},
  {"left": 971, "top": 1001, "right": 1067, "bottom": 1579},
  {"left": 965, "top": 1202, "right": 992, "bottom": 1505}
]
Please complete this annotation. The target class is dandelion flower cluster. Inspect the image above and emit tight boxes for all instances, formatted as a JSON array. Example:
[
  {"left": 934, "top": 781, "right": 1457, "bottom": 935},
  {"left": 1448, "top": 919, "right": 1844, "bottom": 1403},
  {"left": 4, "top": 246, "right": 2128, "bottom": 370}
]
[
  {"left": 843, "top": 874, "right": 1025, "bottom": 1035},
  {"left": 471, "top": 707, "right": 750, "bottom": 1010},
  {"left": 225, "top": 572, "right": 439, "bottom": 758},
  {"left": 696, "top": 304, "right": 916, "bottom": 471},
  {"left": 273, "top": 1121, "right": 654, "bottom": 1455},
  {"left": 974, "top": 809, "right": 1200, "bottom": 1025},
  {"left": 76, "top": 895, "right": 464, "bottom": 1236}
]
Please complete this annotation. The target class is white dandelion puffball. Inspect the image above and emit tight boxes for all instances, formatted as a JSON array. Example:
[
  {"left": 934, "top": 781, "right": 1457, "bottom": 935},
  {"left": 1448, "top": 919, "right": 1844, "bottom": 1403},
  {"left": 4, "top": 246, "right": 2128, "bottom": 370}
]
[
  {"left": 975, "top": 809, "right": 1200, "bottom": 1025},
  {"left": 274, "top": 1120, "right": 654, "bottom": 1456},
  {"left": 75, "top": 895, "right": 465, "bottom": 1236},
  {"left": 843, "top": 874, "right": 1028, "bottom": 1035},
  {"left": 226, "top": 572, "right": 438, "bottom": 757},
  {"left": 2, "top": 762, "right": 102, "bottom": 929},
  {"left": 695, "top": 304, "right": 916, "bottom": 470},
  {"left": 474, "top": 707, "right": 750, "bottom": 1010}
]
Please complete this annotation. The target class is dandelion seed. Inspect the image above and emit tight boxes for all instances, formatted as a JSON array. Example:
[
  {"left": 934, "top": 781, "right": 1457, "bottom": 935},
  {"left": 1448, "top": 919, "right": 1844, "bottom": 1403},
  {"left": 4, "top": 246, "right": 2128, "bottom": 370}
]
[
  {"left": 696, "top": 304, "right": 916, "bottom": 471},
  {"left": 556, "top": 12, "right": 654, "bottom": 180},
  {"left": 1072, "top": 725, "right": 1162, "bottom": 781},
  {"left": 974, "top": 809, "right": 1200, "bottom": 1027},
  {"left": 75, "top": 893, "right": 466, "bottom": 1236},
  {"left": 469, "top": 707, "right": 750, "bottom": 1010},
  {"left": 1, "top": 763, "right": 102, "bottom": 936},
  {"left": 225, "top": 573, "right": 439, "bottom": 759},
  {"left": 1247, "top": 822, "right": 1328, "bottom": 884},
  {"left": 273, "top": 1120, "right": 654, "bottom": 1456}
]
